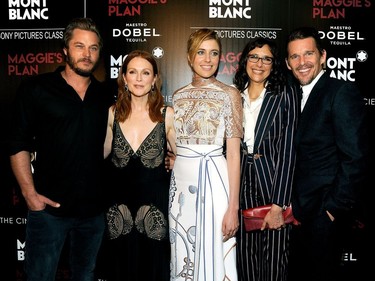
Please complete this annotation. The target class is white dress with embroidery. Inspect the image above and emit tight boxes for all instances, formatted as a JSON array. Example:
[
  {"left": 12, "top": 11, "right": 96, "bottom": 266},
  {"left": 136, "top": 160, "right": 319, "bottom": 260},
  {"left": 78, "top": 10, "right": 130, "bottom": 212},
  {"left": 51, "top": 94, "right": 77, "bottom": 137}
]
[{"left": 169, "top": 76, "right": 243, "bottom": 281}]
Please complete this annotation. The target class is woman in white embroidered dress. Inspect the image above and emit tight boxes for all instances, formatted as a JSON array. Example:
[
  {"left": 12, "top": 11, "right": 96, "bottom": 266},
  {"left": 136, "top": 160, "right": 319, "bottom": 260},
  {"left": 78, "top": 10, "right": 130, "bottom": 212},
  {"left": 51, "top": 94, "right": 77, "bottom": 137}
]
[{"left": 169, "top": 28, "right": 243, "bottom": 281}]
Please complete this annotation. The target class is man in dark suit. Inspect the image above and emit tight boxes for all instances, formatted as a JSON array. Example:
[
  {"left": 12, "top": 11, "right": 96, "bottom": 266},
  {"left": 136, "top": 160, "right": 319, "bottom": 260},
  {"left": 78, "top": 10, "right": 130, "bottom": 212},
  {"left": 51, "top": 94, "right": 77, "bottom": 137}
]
[{"left": 285, "top": 26, "right": 368, "bottom": 281}]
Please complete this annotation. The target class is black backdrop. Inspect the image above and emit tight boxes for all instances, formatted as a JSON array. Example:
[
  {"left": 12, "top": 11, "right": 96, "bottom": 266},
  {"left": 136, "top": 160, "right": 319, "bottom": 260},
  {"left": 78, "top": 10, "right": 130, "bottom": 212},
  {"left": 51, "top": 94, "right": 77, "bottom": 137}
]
[{"left": 0, "top": 0, "right": 373, "bottom": 280}]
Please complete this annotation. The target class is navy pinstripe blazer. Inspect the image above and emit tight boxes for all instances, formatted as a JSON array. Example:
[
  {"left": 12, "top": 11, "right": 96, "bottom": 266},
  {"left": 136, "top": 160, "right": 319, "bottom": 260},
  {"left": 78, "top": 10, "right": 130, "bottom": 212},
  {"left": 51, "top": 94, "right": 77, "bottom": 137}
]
[{"left": 243, "top": 83, "right": 299, "bottom": 209}]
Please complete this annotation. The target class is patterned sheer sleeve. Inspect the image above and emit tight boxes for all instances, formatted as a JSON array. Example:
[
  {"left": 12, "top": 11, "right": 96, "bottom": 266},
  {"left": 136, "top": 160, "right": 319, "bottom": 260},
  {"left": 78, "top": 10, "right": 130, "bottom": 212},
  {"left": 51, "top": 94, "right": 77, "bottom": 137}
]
[{"left": 223, "top": 83, "right": 243, "bottom": 139}]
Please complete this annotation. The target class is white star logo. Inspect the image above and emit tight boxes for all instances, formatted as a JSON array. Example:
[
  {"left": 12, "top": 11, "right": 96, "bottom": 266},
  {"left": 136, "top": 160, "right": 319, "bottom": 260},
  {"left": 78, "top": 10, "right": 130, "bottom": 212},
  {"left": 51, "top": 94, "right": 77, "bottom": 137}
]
[
  {"left": 356, "top": 50, "right": 367, "bottom": 62},
  {"left": 153, "top": 47, "right": 164, "bottom": 59}
]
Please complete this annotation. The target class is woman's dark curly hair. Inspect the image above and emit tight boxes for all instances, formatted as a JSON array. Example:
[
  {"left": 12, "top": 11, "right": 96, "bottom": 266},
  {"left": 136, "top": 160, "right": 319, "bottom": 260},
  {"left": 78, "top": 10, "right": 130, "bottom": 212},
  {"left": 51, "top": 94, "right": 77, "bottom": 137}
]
[{"left": 233, "top": 37, "right": 286, "bottom": 95}]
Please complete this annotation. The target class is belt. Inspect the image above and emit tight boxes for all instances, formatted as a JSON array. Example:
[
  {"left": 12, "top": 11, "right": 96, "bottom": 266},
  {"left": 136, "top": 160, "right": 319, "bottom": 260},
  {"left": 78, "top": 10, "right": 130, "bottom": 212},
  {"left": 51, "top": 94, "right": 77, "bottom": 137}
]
[
  {"left": 247, "top": 153, "right": 254, "bottom": 164},
  {"left": 247, "top": 153, "right": 263, "bottom": 164}
]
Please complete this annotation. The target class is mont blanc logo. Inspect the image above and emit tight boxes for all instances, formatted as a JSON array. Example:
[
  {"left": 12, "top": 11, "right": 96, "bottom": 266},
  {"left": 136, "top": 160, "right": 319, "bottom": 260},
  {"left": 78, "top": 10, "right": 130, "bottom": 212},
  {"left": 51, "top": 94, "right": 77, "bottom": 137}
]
[
  {"left": 356, "top": 50, "right": 368, "bottom": 62},
  {"left": 152, "top": 47, "right": 164, "bottom": 59},
  {"left": 208, "top": 0, "right": 252, "bottom": 19},
  {"left": 8, "top": 0, "right": 49, "bottom": 20}
]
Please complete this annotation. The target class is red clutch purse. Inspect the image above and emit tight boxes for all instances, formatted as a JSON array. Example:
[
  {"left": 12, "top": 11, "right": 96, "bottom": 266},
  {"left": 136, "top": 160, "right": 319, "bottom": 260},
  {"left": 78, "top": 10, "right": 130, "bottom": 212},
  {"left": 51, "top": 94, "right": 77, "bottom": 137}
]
[{"left": 242, "top": 204, "right": 298, "bottom": 232}]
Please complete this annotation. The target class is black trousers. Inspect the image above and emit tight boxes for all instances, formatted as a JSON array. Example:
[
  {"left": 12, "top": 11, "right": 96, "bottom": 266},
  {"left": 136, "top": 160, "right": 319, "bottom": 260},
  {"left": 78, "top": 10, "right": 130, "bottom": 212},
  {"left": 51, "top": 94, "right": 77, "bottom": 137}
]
[{"left": 287, "top": 213, "right": 344, "bottom": 281}]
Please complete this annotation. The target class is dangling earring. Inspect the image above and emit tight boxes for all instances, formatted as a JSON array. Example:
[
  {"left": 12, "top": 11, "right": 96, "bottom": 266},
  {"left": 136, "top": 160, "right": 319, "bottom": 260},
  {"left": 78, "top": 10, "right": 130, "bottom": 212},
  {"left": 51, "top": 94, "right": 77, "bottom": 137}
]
[{"left": 151, "top": 84, "right": 155, "bottom": 93}]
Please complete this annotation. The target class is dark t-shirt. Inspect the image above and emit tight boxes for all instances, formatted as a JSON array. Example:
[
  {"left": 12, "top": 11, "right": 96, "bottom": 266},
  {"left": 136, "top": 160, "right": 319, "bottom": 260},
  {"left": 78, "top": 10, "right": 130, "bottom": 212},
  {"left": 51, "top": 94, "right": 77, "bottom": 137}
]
[{"left": 9, "top": 67, "right": 113, "bottom": 217}]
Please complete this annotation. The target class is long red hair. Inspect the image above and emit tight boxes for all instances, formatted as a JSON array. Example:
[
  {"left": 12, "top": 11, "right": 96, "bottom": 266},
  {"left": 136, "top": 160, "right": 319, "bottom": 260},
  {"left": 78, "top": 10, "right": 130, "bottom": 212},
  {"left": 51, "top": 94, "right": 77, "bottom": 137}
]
[{"left": 115, "top": 50, "right": 164, "bottom": 123}]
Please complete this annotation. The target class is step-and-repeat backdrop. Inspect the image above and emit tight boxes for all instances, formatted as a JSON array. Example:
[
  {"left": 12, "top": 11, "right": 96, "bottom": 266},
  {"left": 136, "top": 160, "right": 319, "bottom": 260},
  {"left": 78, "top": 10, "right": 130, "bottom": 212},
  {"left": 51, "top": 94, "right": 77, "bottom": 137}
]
[{"left": 0, "top": 0, "right": 373, "bottom": 280}]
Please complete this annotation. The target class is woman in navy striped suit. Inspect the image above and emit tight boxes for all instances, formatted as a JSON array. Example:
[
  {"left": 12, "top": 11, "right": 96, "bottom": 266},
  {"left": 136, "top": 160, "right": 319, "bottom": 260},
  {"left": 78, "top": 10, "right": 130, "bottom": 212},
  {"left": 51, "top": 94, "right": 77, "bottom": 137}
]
[{"left": 233, "top": 38, "right": 299, "bottom": 281}]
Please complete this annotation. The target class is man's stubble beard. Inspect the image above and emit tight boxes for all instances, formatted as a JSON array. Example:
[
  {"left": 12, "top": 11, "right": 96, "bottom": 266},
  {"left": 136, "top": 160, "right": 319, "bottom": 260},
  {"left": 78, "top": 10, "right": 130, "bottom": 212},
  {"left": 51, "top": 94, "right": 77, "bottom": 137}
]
[{"left": 66, "top": 52, "right": 99, "bottom": 77}]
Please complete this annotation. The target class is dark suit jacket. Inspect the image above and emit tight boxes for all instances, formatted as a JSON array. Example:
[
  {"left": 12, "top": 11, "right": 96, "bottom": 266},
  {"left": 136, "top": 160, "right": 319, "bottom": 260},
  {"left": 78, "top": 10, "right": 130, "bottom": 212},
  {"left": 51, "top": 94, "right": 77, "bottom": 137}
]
[
  {"left": 292, "top": 72, "right": 368, "bottom": 221},
  {"left": 243, "top": 83, "right": 299, "bottom": 209}
]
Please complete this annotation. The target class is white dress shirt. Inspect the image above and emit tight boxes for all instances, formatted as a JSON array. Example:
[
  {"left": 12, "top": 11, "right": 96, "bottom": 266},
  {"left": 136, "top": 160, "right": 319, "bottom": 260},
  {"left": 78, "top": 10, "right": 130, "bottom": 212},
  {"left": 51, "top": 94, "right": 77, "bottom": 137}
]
[
  {"left": 242, "top": 87, "right": 266, "bottom": 153},
  {"left": 301, "top": 70, "right": 325, "bottom": 112}
]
